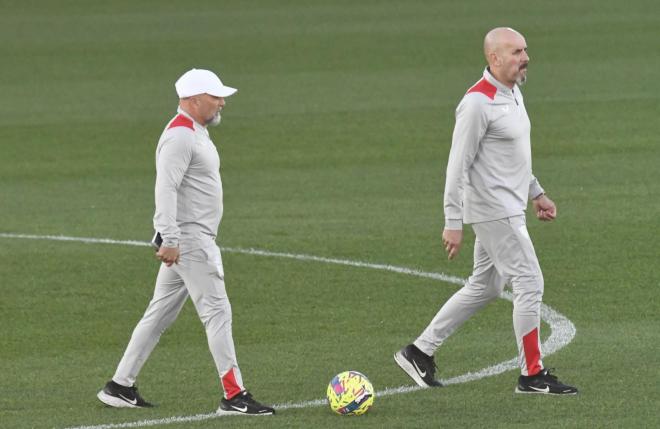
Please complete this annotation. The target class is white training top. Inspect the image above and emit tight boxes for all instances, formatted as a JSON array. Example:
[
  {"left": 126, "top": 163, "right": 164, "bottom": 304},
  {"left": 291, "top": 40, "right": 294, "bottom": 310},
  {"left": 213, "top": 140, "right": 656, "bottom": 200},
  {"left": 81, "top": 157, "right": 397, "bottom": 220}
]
[
  {"left": 444, "top": 68, "right": 544, "bottom": 229},
  {"left": 153, "top": 108, "right": 223, "bottom": 250}
]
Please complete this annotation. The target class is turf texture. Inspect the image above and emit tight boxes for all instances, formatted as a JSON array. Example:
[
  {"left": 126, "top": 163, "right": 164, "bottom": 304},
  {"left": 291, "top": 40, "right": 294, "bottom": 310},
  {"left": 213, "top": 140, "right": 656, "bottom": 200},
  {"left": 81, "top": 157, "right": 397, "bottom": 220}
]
[{"left": 1, "top": 1, "right": 658, "bottom": 428}]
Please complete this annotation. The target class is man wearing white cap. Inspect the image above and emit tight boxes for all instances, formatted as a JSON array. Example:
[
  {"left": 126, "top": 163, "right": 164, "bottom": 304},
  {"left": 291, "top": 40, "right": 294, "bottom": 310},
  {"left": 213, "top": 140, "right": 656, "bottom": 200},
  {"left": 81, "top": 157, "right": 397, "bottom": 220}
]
[{"left": 97, "top": 69, "right": 275, "bottom": 415}]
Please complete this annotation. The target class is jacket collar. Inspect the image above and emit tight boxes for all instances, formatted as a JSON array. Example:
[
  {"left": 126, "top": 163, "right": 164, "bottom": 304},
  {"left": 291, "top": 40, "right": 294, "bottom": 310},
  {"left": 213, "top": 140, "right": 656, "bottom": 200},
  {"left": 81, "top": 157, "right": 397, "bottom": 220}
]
[
  {"left": 177, "top": 106, "right": 206, "bottom": 130},
  {"left": 483, "top": 67, "right": 517, "bottom": 95}
]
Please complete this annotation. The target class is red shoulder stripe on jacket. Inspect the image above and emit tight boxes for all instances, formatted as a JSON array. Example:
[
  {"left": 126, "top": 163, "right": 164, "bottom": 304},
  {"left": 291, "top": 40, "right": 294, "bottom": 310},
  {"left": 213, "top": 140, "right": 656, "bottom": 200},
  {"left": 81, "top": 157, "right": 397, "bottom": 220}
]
[
  {"left": 168, "top": 114, "right": 194, "bottom": 130},
  {"left": 466, "top": 78, "right": 497, "bottom": 100}
]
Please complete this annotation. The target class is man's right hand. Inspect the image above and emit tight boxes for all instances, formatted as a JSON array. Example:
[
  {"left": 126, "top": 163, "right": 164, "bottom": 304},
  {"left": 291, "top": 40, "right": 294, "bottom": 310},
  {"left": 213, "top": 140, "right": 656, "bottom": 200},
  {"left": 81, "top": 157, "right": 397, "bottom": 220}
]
[
  {"left": 442, "top": 229, "right": 463, "bottom": 260},
  {"left": 156, "top": 246, "right": 180, "bottom": 266}
]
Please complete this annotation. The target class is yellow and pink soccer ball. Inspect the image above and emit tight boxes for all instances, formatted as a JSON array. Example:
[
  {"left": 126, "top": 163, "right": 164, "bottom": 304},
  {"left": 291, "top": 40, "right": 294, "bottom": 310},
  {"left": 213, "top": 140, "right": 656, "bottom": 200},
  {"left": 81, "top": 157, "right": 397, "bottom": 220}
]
[{"left": 326, "top": 370, "right": 374, "bottom": 416}]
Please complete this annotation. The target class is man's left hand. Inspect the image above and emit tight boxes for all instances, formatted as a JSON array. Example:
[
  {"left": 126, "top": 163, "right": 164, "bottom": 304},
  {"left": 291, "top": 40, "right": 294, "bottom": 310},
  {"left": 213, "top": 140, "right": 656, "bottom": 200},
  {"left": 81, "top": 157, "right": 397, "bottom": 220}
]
[
  {"left": 533, "top": 194, "right": 557, "bottom": 221},
  {"left": 156, "top": 246, "right": 180, "bottom": 266}
]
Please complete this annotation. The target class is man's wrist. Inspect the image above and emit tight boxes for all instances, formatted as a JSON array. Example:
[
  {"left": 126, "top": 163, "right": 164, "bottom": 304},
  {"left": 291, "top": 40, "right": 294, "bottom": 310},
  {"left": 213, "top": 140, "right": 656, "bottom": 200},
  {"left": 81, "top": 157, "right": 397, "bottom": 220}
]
[
  {"left": 162, "top": 239, "right": 179, "bottom": 248},
  {"left": 444, "top": 219, "right": 463, "bottom": 230},
  {"left": 532, "top": 192, "right": 545, "bottom": 200}
]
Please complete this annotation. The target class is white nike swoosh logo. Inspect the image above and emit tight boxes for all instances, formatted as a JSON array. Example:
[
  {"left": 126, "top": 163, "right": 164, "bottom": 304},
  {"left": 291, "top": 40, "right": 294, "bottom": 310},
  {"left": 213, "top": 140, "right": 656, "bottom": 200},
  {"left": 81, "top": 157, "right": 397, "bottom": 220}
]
[
  {"left": 412, "top": 360, "right": 427, "bottom": 377},
  {"left": 118, "top": 394, "right": 137, "bottom": 405},
  {"left": 530, "top": 386, "right": 550, "bottom": 393},
  {"left": 231, "top": 405, "right": 248, "bottom": 412}
]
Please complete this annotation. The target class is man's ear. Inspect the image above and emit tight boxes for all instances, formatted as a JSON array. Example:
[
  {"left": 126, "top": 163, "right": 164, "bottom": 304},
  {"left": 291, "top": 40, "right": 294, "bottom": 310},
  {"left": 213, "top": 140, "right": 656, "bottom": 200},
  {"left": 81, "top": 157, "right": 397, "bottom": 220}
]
[{"left": 488, "top": 52, "right": 501, "bottom": 67}]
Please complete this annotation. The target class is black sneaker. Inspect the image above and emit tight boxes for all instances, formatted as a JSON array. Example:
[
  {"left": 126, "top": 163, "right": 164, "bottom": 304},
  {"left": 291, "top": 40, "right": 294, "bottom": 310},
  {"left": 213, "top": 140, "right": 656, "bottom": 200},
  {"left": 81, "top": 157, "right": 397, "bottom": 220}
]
[
  {"left": 97, "top": 380, "right": 153, "bottom": 408},
  {"left": 394, "top": 344, "right": 442, "bottom": 387},
  {"left": 516, "top": 368, "right": 578, "bottom": 395},
  {"left": 217, "top": 390, "right": 275, "bottom": 416}
]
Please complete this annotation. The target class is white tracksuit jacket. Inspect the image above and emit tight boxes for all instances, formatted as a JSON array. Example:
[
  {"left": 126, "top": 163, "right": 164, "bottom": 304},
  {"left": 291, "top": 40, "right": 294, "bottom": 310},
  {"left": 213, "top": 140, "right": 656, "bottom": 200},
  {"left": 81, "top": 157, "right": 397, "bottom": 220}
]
[
  {"left": 444, "top": 68, "right": 544, "bottom": 229},
  {"left": 153, "top": 107, "right": 222, "bottom": 249}
]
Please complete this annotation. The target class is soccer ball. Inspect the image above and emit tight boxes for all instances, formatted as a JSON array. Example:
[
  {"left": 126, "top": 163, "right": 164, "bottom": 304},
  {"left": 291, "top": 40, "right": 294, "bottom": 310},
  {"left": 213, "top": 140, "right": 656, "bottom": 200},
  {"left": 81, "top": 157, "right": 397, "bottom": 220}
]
[{"left": 326, "top": 370, "right": 374, "bottom": 416}]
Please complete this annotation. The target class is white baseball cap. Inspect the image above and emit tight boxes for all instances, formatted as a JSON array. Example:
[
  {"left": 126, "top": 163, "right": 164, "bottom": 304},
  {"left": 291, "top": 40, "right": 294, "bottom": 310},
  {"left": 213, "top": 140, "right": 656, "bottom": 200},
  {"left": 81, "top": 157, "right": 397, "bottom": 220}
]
[{"left": 174, "top": 68, "right": 237, "bottom": 98}]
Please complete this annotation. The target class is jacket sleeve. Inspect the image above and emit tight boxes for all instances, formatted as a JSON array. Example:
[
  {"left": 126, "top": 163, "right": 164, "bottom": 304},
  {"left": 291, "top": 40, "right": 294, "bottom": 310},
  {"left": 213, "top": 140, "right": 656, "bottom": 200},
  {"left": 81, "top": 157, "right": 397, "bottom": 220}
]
[
  {"left": 443, "top": 95, "right": 489, "bottom": 230},
  {"left": 153, "top": 129, "right": 194, "bottom": 247},
  {"left": 529, "top": 174, "right": 545, "bottom": 200}
]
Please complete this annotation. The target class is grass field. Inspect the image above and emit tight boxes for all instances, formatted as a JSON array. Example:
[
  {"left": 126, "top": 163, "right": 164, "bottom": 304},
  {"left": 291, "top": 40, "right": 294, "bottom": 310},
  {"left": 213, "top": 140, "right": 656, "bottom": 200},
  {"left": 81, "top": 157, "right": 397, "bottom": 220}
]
[{"left": 1, "top": 1, "right": 659, "bottom": 428}]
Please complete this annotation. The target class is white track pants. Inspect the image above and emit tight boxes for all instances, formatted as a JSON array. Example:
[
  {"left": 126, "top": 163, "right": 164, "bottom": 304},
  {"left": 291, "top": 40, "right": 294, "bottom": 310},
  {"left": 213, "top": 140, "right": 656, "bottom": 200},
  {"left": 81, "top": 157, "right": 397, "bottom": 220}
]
[
  {"left": 113, "top": 244, "right": 244, "bottom": 398},
  {"left": 415, "top": 215, "right": 544, "bottom": 376}
]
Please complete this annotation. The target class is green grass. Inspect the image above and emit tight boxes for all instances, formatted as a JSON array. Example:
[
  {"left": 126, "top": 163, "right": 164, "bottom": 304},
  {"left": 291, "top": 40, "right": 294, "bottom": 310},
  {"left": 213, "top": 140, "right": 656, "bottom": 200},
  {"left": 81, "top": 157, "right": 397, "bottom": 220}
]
[{"left": 1, "top": 0, "right": 659, "bottom": 428}]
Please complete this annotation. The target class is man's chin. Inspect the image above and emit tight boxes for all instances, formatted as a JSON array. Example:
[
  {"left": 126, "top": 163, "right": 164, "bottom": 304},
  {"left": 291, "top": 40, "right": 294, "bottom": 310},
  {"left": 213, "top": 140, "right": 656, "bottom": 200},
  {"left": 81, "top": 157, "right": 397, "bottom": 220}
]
[
  {"left": 516, "top": 73, "right": 527, "bottom": 86},
  {"left": 207, "top": 112, "right": 222, "bottom": 127}
]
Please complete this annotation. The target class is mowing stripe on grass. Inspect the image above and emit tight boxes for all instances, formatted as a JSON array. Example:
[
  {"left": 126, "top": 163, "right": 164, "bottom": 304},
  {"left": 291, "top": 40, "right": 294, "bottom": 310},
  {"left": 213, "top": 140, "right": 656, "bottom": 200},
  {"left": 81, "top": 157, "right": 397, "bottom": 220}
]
[{"left": 0, "top": 233, "right": 576, "bottom": 429}]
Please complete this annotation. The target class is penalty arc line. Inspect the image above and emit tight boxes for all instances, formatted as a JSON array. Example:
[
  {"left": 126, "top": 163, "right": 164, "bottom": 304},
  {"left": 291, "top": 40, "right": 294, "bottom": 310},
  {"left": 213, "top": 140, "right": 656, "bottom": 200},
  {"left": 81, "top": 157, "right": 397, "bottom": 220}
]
[{"left": 0, "top": 233, "right": 576, "bottom": 429}]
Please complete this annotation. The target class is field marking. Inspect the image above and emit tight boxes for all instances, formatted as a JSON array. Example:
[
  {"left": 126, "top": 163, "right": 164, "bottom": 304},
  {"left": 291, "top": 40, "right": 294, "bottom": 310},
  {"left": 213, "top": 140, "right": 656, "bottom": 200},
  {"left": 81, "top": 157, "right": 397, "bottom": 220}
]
[{"left": 0, "top": 232, "right": 576, "bottom": 429}]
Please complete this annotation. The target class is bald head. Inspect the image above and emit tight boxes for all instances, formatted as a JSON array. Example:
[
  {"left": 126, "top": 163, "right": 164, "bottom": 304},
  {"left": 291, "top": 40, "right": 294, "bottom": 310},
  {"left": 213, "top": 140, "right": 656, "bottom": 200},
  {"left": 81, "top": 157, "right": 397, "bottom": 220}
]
[
  {"left": 483, "top": 27, "right": 530, "bottom": 88},
  {"left": 484, "top": 28, "right": 524, "bottom": 62}
]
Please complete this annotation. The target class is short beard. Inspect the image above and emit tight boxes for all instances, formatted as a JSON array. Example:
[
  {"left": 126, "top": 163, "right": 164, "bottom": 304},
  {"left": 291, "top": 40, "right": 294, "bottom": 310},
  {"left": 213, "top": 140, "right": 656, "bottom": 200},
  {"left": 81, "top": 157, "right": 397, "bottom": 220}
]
[
  {"left": 207, "top": 111, "right": 222, "bottom": 127},
  {"left": 516, "top": 69, "right": 527, "bottom": 86}
]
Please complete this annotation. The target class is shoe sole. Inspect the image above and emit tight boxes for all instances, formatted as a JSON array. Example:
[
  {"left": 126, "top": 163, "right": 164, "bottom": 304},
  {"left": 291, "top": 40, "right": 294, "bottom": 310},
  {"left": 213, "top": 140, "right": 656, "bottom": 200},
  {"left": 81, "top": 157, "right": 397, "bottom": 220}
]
[
  {"left": 97, "top": 390, "right": 142, "bottom": 408},
  {"left": 394, "top": 351, "right": 432, "bottom": 388},
  {"left": 515, "top": 387, "right": 578, "bottom": 395},
  {"left": 216, "top": 408, "right": 274, "bottom": 416}
]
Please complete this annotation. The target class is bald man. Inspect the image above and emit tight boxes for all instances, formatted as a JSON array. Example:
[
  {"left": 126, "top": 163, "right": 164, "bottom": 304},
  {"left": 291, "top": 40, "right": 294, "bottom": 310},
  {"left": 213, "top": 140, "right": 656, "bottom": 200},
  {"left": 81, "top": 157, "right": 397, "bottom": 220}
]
[{"left": 394, "top": 28, "right": 578, "bottom": 395}]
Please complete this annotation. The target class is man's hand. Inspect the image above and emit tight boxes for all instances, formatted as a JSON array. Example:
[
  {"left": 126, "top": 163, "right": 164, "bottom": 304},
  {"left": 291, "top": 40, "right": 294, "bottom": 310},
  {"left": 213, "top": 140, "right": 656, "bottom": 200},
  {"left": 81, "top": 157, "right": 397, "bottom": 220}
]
[
  {"left": 156, "top": 246, "right": 180, "bottom": 266},
  {"left": 533, "top": 194, "right": 557, "bottom": 222},
  {"left": 442, "top": 229, "right": 463, "bottom": 260}
]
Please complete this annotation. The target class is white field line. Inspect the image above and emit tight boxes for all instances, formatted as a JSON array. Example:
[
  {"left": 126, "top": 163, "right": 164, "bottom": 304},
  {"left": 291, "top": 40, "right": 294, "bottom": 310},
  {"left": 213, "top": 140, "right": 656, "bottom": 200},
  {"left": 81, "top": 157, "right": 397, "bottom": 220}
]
[
  {"left": 0, "top": 232, "right": 153, "bottom": 248},
  {"left": 0, "top": 233, "right": 576, "bottom": 429},
  {"left": 0, "top": 233, "right": 466, "bottom": 285}
]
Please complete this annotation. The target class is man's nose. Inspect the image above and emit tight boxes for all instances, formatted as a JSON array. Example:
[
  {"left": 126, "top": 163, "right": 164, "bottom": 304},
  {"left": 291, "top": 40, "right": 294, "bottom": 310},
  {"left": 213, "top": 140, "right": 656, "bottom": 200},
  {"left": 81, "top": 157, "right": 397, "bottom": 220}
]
[{"left": 218, "top": 97, "right": 225, "bottom": 107}]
